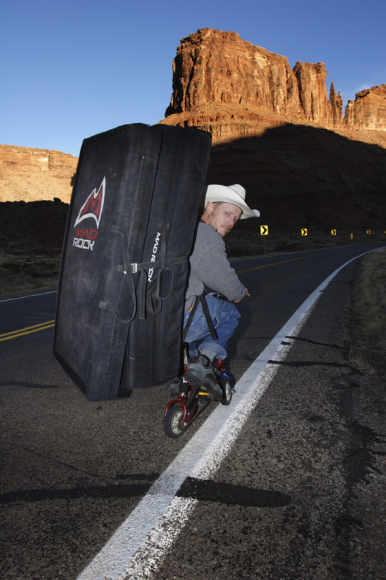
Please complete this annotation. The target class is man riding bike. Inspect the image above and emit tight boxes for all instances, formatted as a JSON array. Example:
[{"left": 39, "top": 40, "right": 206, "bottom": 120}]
[{"left": 171, "top": 183, "right": 259, "bottom": 399}]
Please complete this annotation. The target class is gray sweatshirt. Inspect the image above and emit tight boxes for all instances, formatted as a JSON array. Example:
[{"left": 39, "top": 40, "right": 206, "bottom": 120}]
[{"left": 185, "top": 221, "right": 246, "bottom": 312}]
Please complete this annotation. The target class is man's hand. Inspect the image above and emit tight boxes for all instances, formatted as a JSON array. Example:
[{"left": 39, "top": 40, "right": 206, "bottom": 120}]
[{"left": 234, "top": 290, "right": 250, "bottom": 303}]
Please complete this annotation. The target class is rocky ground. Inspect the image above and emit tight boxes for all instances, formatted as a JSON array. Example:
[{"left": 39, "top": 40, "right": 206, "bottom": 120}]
[{"left": 0, "top": 199, "right": 67, "bottom": 296}]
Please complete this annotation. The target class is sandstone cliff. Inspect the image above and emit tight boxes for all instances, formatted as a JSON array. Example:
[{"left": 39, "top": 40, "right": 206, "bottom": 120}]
[
  {"left": 164, "top": 29, "right": 344, "bottom": 128},
  {"left": 345, "top": 84, "right": 386, "bottom": 131},
  {"left": 161, "top": 29, "right": 386, "bottom": 148},
  {"left": 0, "top": 144, "right": 77, "bottom": 203},
  {"left": 165, "top": 29, "right": 303, "bottom": 118}
]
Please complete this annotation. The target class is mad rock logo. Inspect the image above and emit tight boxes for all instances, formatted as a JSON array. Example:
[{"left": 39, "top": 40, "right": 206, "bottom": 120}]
[
  {"left": 73, "top": 177, "right": 106, "bottom": 251},
  {"left": 147, "top": 231, "right": 161, "bottom": 282}
]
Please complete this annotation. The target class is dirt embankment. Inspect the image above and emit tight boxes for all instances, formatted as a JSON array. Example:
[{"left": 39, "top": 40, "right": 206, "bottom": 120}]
[
  {"left": 348, "top": 247, "right": 386, "bottom": 375},
  {"left": 0, "top": 199, "right": 68, "bottom": 297}
]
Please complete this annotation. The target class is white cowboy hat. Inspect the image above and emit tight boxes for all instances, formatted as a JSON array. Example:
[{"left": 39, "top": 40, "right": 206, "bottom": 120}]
[{"left": 204, "top": 184, "right": 260, "bottom": 219}]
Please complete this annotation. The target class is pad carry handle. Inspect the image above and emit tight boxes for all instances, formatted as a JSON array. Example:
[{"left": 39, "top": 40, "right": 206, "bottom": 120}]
[{"left": 99, "top": 224, "right": 186, "bottom": 323}]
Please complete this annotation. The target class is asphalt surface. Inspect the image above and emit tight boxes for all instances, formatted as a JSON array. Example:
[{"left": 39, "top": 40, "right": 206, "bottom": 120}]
[{"left": 1, "top": 242, "right": 385, "bottom": 580}]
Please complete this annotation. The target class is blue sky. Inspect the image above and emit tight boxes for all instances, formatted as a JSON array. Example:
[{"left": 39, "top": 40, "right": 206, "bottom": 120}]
[{"left": 1, "top": 0, "right": 385, "bottom": 157}]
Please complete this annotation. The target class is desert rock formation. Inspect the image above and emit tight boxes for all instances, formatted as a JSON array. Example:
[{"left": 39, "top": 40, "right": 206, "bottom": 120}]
[
  {"left": 161, "top": 29, "right": 386, "bottom": 148},
  {"left": 345, "top": 85, "right": 386, "bottom": 131},
  {"left": 0, "top": 144, "right": 77, "bottom": 203},
  {"left": 164, "top": 29, "right": 343, "bottom": 127},
  {"left": 165, "top": 29, "right": 304, "bottom": 118},
  {"left": 160, "top": 29, "right": 386, "bottom": 234}
]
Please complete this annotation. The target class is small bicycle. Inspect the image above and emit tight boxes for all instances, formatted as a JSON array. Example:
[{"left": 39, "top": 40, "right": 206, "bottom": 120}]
[{"left": 163, "top": 344, "right": 233, "bottom": 438}]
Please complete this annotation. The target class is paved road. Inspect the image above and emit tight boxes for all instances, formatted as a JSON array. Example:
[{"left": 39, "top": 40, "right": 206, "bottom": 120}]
[{"left": 1, "top": 243, "right": 385, "bottom": 580}]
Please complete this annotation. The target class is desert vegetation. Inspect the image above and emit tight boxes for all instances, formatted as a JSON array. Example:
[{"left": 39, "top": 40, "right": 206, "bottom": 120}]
[{"left": 0, "top": 253, "right": 60, "bottom": 297}]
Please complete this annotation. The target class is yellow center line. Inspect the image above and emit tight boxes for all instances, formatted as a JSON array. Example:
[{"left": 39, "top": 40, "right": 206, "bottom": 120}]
[
  {"left": 236, "top": 253, "right": 326, "bottom": 275},
  {"left": 0, "top": 320, "right": 55, "bottom": 342},
  {"left": 236, "top": 256, "right": 305, "bottom": 274}
]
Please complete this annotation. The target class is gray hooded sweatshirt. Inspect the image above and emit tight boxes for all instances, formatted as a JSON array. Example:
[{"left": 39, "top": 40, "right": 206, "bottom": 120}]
[{"left": 185, "top": 221, "right": 246, "bottom": 312}]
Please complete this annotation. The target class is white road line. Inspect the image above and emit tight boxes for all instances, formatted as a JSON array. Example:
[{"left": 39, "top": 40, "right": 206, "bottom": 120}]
[
  {"left": 0, "top": 290, "right": 57, "bottom": 303},
  {"left": 77, "top": 250, "right": 374, "bottom": 580}
]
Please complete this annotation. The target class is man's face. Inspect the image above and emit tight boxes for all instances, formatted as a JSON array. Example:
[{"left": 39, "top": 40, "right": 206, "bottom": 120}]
[{"left": 204, "top": 202, "right": 243, "bottom": 237}]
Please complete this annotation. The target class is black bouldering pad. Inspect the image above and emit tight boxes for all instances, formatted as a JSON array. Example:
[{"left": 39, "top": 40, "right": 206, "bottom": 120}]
[{"left": 53, "top": 123, "right": 211, "bottom": 401}]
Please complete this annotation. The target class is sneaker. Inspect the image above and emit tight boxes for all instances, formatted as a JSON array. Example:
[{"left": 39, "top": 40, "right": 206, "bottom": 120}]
[{"left": 183, "top": 355, "right": 222, "bottom": 400}]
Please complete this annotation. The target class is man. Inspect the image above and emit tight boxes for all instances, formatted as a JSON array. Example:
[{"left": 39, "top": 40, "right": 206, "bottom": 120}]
[{"left": 171, "top": 183, "right": 259, "bottom": 398}]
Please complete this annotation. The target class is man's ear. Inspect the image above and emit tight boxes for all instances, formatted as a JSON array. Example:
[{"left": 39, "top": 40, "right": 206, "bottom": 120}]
[{"left": 206, "top": 201, "right": 214, "bottom": 213}]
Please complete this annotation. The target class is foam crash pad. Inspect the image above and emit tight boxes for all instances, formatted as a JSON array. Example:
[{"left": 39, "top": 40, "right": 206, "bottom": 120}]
[{"left": 54, "top": 123, "right": 212, "bottom": 401}]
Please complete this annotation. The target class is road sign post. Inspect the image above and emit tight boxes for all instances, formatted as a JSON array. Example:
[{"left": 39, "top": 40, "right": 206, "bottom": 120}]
[
  {"left": 260, "top": 225, "right": 268, "bottom": 255},
  {"left": 331, "top": 229, "right": 336, "bottom": 247},
  {"left": 301, "top": 228, "right": 307, "bottom": 250}
]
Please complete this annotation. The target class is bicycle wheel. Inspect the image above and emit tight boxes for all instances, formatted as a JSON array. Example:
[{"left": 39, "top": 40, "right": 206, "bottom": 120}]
[
  {"left": 164, "top": 405, "right": 185, "bottom": 438},
  {"left": 220, "top": 376, "right": 232, "bottom": 406}
]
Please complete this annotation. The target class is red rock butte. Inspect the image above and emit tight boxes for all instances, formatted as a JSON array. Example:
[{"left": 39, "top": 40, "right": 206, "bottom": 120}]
[{"left": 160, "top": 28, "right": 386, "bottom": 148}]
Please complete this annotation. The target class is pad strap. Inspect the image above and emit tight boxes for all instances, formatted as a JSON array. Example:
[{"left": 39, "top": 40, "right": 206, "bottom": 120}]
[{"left": 99, "top": 224, "right": 186, "bottom": 323}]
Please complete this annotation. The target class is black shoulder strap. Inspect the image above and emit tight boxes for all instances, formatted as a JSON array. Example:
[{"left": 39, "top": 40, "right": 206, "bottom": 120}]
[
  {"left": 182, "top": 294, "right": 218, "bottom": 342},
  {"left": 199, "top": 295, "right": 218, "bottom": 341},
  {"left": 182, "top": 295, "right": 200, "bottom": 341}
]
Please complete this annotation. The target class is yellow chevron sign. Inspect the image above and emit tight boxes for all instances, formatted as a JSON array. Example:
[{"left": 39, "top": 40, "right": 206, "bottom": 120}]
[
  {"left": 301, "top": 228, "right": 307, "bottom": 236},
  {"left": 260, "top": 225, "right": 268, "bottom": 235},
  {"left": 331, "top": 229, "right": 337, "bottom": 236}
]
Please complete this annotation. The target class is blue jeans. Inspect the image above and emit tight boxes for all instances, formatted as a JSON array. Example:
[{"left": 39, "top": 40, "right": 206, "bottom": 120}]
[{"left": 183, "top": 295, "right": 240, "bottom": 362}]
